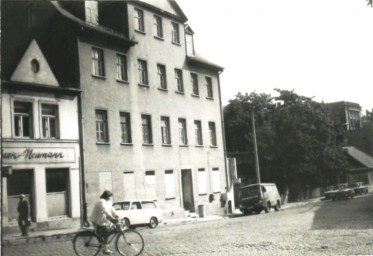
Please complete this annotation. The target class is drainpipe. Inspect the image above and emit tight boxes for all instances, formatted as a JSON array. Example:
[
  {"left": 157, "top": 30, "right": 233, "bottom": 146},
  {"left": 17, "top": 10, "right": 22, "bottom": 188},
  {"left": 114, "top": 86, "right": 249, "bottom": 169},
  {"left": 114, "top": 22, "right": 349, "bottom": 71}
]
[{"left": 217, "top": 70, "right": 229, "bottom": 191}]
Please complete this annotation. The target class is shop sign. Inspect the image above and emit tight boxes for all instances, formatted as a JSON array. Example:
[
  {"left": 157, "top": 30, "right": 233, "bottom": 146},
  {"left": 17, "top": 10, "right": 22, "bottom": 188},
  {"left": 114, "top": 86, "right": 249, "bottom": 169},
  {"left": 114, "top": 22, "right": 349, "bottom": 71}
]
[{"left": 2, "top": 147, "right": 76, "bottom": 164}]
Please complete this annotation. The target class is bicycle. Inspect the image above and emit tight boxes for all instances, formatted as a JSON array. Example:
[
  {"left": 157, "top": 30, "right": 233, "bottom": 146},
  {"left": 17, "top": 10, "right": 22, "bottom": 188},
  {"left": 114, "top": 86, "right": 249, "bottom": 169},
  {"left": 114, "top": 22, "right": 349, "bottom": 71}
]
[{"left": 73, "top": 219, "right": 144, "bottom": 256}]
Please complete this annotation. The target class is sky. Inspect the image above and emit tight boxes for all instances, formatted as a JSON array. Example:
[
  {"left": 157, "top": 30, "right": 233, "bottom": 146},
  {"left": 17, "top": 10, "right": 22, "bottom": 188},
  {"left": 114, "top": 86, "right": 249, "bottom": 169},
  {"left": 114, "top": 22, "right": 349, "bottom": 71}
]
[{"left": 177, "top": 0, "right": 373, "bottom": 112}]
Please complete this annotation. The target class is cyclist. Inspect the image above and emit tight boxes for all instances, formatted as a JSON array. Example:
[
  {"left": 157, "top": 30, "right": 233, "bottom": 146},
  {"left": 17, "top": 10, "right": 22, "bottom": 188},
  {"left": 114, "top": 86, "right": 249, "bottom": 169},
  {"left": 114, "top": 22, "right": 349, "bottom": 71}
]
[{"left": 90, "top": 190, "right": 119, "bottom": 255}]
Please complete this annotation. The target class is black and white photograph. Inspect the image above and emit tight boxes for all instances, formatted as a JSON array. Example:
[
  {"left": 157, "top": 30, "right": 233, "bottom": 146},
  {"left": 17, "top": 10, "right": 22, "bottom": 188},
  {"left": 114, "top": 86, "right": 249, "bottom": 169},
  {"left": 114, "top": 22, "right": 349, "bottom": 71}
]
[{"left": 1, "top": 0, "right": 373, "bottom": 255}]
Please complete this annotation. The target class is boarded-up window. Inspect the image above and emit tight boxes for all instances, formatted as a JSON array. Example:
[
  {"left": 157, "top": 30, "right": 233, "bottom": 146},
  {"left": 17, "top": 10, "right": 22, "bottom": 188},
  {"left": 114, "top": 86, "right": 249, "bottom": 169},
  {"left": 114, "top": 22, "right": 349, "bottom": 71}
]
[
  {"left": 99, "top": 171, "right": 112, "bottom": 194},
  {"left": 122, "top": 172, "right": 135, "bottom": 200},
  {"left": 212, "top": 168, "right": 220, "bottom": 193},
  {"left": 198, "top": 168, "right": 207, "bottom": 195},
  {"left": 165, "top": 170, "right": 175, "bottom": 199},
  {"left": 145, "top": 171, "right": 156, "bottom": 200}
]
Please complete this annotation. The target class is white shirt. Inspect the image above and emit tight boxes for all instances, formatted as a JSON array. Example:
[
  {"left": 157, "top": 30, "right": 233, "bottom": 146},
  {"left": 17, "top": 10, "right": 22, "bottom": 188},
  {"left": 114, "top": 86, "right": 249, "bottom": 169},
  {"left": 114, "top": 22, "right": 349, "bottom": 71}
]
[{"left": 90, "top": 199, "right": 117, "bottom": 226}]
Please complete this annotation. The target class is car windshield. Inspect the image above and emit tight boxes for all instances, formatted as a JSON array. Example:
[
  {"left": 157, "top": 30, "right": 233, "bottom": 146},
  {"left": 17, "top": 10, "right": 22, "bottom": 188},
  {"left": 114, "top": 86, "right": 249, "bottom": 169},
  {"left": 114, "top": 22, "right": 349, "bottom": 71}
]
[{"left": 240, "top": 185, "right": 260, "bottom": 197}]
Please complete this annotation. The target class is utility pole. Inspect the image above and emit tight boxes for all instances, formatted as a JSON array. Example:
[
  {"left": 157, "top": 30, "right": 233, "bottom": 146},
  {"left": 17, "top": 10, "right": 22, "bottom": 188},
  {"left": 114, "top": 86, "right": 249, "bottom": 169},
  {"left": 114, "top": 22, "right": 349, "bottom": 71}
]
[{"left": 251, "top": 108, "right": 261, "bottom": 184}]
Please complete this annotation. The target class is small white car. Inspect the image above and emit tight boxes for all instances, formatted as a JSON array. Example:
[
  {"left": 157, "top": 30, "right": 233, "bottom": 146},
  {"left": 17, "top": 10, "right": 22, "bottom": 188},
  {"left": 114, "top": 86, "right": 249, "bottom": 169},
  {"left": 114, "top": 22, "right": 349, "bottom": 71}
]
[{"left": 113, "top": 200, "right": 163, "bottom": 229}]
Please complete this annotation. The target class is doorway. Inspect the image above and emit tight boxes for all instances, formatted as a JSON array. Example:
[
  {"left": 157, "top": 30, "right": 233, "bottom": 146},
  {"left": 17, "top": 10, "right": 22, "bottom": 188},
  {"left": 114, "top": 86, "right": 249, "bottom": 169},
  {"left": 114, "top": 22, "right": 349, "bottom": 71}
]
[
  {"left": 181, "top": 169, "right": 195, "bottom": 212},
  {"left": 46, "top": 168, "right": 69, "bottom": 217},
  {"left": 7, "top": 169, "right": 34, "bottom": 222}
]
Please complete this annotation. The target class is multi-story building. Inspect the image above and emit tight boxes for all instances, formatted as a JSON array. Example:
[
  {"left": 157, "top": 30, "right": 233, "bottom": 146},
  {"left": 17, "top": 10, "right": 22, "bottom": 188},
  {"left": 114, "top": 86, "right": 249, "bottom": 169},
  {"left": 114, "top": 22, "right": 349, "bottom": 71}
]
[
  {"left": 1, "top": 0, "right": 231, "bottom": 232},
  {"left": 327, "top": 101, "right": 362, "bottom": 131}
]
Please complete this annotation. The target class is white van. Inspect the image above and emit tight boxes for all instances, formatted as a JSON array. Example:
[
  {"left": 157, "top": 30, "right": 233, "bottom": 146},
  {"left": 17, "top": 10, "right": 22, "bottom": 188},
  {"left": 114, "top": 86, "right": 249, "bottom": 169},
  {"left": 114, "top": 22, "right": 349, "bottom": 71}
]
[{"left": 239, "top": 183, "right": 281, "bottom": 215}]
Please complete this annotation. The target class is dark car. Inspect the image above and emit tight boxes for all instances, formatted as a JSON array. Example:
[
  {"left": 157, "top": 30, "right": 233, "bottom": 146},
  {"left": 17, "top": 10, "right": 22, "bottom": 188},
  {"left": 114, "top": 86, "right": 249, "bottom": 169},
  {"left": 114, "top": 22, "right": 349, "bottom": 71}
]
[
  {"left": 349, "top": 182, "right": 369, "bottom": 195},
  {"left": 331, "top": 183, "right": 354, "bottom": 200},
  {"left": 324, "top": 185, "right": 338, "bottom": 200}
]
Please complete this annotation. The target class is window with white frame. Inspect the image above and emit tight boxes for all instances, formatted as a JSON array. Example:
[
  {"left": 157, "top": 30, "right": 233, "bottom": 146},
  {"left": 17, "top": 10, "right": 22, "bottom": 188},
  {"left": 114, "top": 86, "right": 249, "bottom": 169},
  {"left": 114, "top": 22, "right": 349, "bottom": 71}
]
[
  {"left": 157, "top": 64, "right": 167, "bottom": 89},
  {"left": 142, "top": 114, "right": 152, "bottom": 144},
  {"left": 161, "top": 116, "right": 171, "bottom": 145},
  {"left": 175, "top": 69, "right": 183, "bottom": 92},
  {"left": 194, "top": 120, "right": 203, "bottom": 146},
  {"left": 198, "top": 168, "right": 207, "bottom": 195},
  {"left": 165, "top": 170, "right": 175, "bottom": 199},
  {"left": 138, "top": 59, "right": 148, "bottom": 85},
  {"left": 209, "top": 122, "right": 217, "bottom": 146},
  {"left": 116, "top": 54, "right": 128, "bottom": 82},
  {"left": 171, "top": 22, "right": 180, "bottom": 44},
  {"left": 41, "top": 104, "right": 59, "bottom": 139},
  {"left": 13, "top": 101, "right": 33, "bottom": 138},
  {"left": 96, "top": 109, "right": 109, "bottom": 142},
  {"left": 154, "top": 15, "right": 163, "bottom": 38},
  {"left": 212, "top": 168, "right": 221, "bottom": 193},
  {"left": 178, "top": 118, "right": 188, "bottom": 145},
  {"left": 120, "top": 112, "right": 131, "bottom": 143},
  {"left": 92, "top": 47, "right": 105, "bottom": 77},
  {"left": 206, "top": 76, "right": 213, "bottom": 98},
  {"left": 191, "top": 73, "right": 199, "bottom": 96},
  {"left": 134, "top": 8, "right": 145, "bottom": 32}
]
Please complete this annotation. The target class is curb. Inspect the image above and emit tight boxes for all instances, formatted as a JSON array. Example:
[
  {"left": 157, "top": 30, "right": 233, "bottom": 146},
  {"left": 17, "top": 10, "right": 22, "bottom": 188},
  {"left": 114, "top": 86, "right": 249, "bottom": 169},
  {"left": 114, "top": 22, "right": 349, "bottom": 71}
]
[{"left": 3, "top": 232, "right": 76, "bottom": 247}]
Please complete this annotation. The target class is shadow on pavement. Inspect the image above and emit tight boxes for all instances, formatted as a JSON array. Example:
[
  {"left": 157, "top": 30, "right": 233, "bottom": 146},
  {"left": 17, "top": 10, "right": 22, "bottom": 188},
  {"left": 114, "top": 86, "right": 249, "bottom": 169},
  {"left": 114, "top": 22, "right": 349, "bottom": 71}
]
[{"left": 311, "top": 193, "right": 373, "bottom": 230}]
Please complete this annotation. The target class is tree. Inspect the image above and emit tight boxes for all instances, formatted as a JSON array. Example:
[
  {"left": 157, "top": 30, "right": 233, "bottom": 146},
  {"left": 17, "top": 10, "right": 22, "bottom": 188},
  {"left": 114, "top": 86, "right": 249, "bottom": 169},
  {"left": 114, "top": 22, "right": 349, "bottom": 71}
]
[
  {"left": 224, "top": 90, "right": 348, "bottom": 202},
  {"left": 368, "top": 0, "right": 372, "bottom": 7}
]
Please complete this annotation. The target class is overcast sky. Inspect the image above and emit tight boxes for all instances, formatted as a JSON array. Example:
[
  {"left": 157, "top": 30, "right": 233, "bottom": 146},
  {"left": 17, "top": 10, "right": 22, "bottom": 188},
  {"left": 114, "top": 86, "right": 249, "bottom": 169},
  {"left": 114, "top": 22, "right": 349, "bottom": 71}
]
[{"left": 177, "top": 0, "right": 373, "bottom": 112}]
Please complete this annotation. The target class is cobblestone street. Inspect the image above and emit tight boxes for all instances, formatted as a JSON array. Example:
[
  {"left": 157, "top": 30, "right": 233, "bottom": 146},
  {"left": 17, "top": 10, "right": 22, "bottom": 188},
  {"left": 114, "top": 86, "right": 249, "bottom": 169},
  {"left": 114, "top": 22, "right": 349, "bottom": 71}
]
[{"left": 3, "top": 193, "right": 373, "bottom": 256}]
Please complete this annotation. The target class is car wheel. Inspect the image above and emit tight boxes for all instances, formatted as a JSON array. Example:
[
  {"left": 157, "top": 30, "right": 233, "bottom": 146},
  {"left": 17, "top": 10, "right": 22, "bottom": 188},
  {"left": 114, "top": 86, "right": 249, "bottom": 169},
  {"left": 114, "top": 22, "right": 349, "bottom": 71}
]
[
  {"left": 149, "top": 217, "right": 158, "bottom": 229},
  {"left": 123, "top": 218, "right": 130, "bottom": 229},
  {"left": 243, "top": 209, "right": 251, "bottom": 215},
  {"left": 274, "top": 201, "right": 281, "bottom": 212},
  {"left": 264, "top": 202, "right": 271, "bottom": 213},
  {"left": 255, "top": 209, "right": 262, "bottom": 214}
]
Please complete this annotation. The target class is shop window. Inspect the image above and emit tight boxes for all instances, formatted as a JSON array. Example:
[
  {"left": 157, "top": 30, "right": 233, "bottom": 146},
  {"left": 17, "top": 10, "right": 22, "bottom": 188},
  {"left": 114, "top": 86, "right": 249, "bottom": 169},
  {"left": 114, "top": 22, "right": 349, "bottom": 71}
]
[
  {"left": 46, "top": 168, "right": 69, "bottom": 217},
  {"left": 41, "top": 104, "right": 59, "bottom": 139},
  {"left": 13, "top": 101, "right": 33, "bottom": 138}
]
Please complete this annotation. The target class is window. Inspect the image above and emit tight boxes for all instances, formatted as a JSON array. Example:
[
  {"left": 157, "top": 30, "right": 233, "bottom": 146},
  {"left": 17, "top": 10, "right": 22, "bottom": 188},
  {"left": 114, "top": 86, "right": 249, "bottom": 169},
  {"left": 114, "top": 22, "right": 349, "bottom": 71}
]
[
  {"left": 142, "top": 114, "right": 152, "bottom": 144},
  {"left": 209, "top": 122, "right": 217, "bottom": 146},
  {"left": 161, "top": 116, "right": 171, "bottom": 145},
  {"left": 116, "top": 54, "right": 128, "bottom": 82},
  {"left": 134, "top": 8, "right": 145, "bottom": 32},
  {"left": 165, "top": 170, "right": 176, "bottom": 199},
  {"left": 186, "top": 33, "right": 195, "bottom": 56},
  {"left": 171, "top": 22, "right": 180, "bottom": 44},
  {"left": 120, "top": 112, "right": 132, "bottom": 143},
  {"left": 13, "top": 102, "right": 33, "bottom": 138},
  {"left": 145, "top": 171, "right": 156, "bottom": 200},
  {"left": 96, "top": 109, "right": 109, "bottom": 142},
  {"left": 212, "top": 168, "right": 221, "bottom": 192},
  {"left": 92, "top": 47, "right": 105, "bottom": 77},
  {"left": 178, "top": 118, "right": 188, "bottom": 145},
  {"left": 194, "top": 120, "right": 203, "bottom": 146},
  {"left": 198, "top": 168, "right": 207, "bottom": 195},
  {"left": 157, "top": 64, "right": 167, "bottom": 89},
  {"left": 175, "top": 69, "right": 184, "bottom": 93},
  {"left": 138, "top": 60, "right": 148, "bottom": 85},
  {"left": 191, "top": 73, "right": 199, "bottom": 96},
  {"left": 41, "top": 104, "right": 59, "bottom": 139},
  {"left": 206, "top": 77, "right": 213, "bottom": 98},
  {"left": 154, "top": 15, "right": 163, "bottom": 38}
]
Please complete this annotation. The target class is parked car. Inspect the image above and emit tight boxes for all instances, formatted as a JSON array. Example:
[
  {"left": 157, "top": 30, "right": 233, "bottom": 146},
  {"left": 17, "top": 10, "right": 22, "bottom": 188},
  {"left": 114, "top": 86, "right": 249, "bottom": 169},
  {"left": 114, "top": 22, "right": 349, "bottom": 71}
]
[
  {"left": 331, "top": 183, "right": 354, "bottom": 200},
  {"left": 324, "top": 185, "right": 339, "bottom": 200},
  {"left": 239, "top": 183, "right": 281, "bottom": 215},
  {"left": 349, "top": 182, "right": 369, "bottom": 195},
  {"left": 113, "top": 200, "right": 163, "bottom": 229}
]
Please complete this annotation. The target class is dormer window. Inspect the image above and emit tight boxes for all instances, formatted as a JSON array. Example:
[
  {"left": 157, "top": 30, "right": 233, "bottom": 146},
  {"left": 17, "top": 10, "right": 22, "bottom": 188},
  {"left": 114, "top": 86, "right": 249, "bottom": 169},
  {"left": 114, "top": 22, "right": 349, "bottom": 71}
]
[
  {"left": 85, "top": 1, "right": 99, "bottom": 25},
  {"left": 186, "top": 33, "right": 195, "bottom": 56}
]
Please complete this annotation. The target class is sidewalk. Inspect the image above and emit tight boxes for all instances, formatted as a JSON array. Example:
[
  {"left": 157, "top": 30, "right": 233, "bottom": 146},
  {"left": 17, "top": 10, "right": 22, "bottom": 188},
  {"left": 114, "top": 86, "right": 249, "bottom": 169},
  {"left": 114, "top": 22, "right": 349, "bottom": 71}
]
[{"left": 2, "top": 198, "right": 321, "bottom": 247}]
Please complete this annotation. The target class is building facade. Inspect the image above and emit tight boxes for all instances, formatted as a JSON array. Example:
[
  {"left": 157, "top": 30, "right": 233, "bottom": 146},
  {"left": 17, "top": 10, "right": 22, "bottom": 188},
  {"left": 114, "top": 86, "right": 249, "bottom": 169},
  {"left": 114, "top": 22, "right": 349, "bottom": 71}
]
[
  {"left": 1, "top": 0, "right": 231, "bottom": 232},
  {"left": 327, "top": 101, "right": 362, "bottom": 131}
]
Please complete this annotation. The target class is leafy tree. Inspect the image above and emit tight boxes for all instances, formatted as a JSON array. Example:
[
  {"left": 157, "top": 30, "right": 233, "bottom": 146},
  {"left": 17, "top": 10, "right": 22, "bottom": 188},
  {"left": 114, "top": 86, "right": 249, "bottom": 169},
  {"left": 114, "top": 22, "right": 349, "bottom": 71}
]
[
  {"left": 368, "top": 0, "right": 372, "bottom": 7},
  {"left": 224, "top": 89, "right": 349, "bottom": 201}
]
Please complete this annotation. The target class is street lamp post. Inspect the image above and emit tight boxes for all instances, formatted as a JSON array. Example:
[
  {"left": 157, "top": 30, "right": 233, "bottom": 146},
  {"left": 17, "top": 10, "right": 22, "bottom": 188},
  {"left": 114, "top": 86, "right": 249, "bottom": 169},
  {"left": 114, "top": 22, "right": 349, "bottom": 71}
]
[{"left": 251, "top": 109, "right": 261, "bottom": 184}]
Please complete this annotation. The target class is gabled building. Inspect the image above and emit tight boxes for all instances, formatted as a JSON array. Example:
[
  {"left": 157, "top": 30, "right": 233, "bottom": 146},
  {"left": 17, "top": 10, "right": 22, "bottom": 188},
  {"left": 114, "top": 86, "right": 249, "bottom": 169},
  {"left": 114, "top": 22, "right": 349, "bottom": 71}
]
[
  {"left": 2, "top": 0, "right": 232, "bottom": 232},
  {"left": 343, "top": 146, "right": 373, "bottom": 186}
]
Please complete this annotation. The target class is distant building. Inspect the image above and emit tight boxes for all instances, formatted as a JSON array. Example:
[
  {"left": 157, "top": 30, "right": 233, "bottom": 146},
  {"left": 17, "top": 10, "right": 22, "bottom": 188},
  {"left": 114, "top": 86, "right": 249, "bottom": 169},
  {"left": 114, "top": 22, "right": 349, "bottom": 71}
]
[
  {"left": 343, "top": 147, "right": 373, "bottom": 186},
  {"left": 327, "top": 101, "right": 362, "bottom": 131}
]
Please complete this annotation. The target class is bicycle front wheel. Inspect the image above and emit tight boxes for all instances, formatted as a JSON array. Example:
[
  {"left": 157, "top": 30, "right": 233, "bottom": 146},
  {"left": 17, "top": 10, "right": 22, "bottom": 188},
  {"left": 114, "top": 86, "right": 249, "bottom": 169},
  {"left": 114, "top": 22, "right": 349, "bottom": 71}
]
[
  {"left": 73, "top": 230, "right": 101, "bottom": 256},
  {"left": 116, "top": 229, "right": 144, "bottom": 256}
]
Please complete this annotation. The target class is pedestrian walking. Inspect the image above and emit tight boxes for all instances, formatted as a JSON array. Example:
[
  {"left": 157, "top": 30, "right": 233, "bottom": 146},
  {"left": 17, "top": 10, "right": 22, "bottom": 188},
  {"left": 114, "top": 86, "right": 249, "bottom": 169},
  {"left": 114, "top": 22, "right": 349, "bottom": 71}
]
[{"left": 17, "top": 194, "right": 30, "bottom": 236}]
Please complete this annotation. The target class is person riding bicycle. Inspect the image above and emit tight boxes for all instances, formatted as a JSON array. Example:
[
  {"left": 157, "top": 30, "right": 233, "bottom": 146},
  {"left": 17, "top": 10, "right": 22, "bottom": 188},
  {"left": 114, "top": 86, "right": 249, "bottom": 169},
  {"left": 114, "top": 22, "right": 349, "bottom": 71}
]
[{"left": 90, "top": 190, "right": 119, "bottom": 255}]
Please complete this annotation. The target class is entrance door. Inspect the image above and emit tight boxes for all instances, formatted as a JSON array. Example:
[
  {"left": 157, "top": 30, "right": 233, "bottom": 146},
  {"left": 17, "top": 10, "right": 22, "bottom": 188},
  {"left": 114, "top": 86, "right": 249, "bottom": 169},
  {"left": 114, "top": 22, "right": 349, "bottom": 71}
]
[
  {"left": 181, "top": 169, "right": 195, "bottom": 212},
  {"left": 7, "top": 169, "right": 34, "bottom": 222}
]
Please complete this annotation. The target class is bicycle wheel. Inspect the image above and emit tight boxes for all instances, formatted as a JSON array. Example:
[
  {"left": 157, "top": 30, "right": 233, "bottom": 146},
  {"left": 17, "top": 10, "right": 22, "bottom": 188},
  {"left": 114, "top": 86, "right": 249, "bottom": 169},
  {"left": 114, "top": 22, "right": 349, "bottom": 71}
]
[
  {"left": 73, "top": 230, "right": 101, "bottom": 256},
  {"left": 116, "top": 229, "right": 144, "bottom": 256}
]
